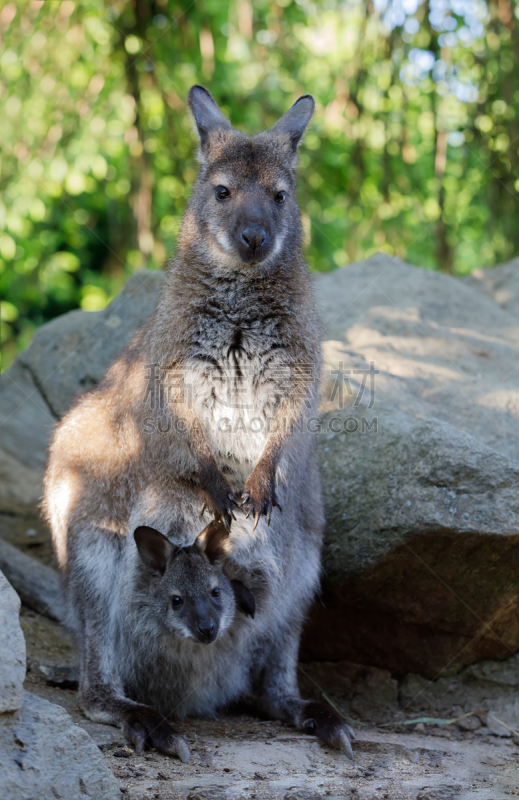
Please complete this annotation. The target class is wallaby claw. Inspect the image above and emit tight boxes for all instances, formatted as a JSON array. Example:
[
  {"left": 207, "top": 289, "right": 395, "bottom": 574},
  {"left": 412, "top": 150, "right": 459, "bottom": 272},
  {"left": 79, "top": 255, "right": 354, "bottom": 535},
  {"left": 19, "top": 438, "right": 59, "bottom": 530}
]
[
  {"left": 228, "top": 493, "right": 240, "bottom": 508},
  {"left": 122, "top": 718, "right": 147, "bottom": 754},
  {"left": 200, "top": 503, "right": 208, "bottom": 518},
  {"left": 200, "top": 469, "right": 235, "bottom": 531},
  {"left": 301, "top": 701, "right": 355, "bottom": 760},
  {"left": 338, "top": 730, "right": 354, "bottom": 760},
  {"left": 175, "top": 737, "right": 190, "bottom": 764},
  {"left": 243, "top": 495, "right": 281, "bottom": 529},
  {"left": 241, "top": 472, "right": 283, "bottom": 531},
  {"left": 210, "top": 506, "right": 233, "bottom": 530}
]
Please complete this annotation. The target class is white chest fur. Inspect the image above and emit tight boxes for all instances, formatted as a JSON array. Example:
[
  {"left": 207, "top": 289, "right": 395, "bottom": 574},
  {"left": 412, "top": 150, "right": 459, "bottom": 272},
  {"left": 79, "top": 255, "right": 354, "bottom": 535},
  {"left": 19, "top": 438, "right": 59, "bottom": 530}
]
[{"left": 185, "top": 314, "right": 289, "bottom": 466}]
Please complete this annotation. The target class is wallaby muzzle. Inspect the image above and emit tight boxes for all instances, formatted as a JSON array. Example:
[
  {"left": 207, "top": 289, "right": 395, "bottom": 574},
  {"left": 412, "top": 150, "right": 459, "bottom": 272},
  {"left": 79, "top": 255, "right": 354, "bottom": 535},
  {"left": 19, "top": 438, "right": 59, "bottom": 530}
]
[
  {"left": 231, "top": 198, "right": 275, "bottom": 264},
  {"left": 194, "top": 616, "right": 218, "bottom": 644}
]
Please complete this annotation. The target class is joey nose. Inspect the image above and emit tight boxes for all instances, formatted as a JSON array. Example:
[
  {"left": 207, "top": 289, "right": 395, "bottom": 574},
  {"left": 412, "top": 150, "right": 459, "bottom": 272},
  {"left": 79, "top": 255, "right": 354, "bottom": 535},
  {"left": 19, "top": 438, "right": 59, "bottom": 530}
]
[
  {"left": 197, "top": 620, "right": 216, "bottom": 643},
  {"left": 241, "top": 225, "right": 267, "bottom": 252}
]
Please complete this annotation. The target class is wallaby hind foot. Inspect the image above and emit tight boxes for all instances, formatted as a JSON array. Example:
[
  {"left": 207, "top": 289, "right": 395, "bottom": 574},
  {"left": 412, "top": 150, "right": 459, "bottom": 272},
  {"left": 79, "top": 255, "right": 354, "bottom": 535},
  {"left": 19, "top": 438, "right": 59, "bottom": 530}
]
[
  {"left": 121, "top": 703, "right": 190, "bottom": 762},
  {"left": 301, "top": 701, "right": 355, "bottom": 760}
]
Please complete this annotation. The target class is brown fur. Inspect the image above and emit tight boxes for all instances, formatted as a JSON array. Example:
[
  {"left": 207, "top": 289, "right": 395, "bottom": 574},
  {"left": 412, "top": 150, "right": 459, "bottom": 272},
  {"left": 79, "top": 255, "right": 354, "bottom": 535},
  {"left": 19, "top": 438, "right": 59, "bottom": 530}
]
[{"left": 42, "top": 87, "right": 354, "bottom": 762}]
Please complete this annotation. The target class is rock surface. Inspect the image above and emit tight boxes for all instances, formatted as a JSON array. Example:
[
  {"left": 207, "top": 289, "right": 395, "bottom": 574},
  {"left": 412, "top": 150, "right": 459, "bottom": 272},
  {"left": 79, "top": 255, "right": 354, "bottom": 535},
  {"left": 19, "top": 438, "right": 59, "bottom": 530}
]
[
  {"left": 16, "top": 269, "right": 163, "bottom": 419},
  {"left": 0, "top": 691, "right": 121, "bottom": 800},
  {"left": 0, "top": 568, "right": 120, "bottom": 799},
  {"left": 466, "top": 256, "right": 519, "bottom": 318},
  {"left": 302, "top": 405, "right": 519, "bottom": 675},
  {"left": 316, "top": 253, "right": 519, "bottom": 462},
  {"left": 0, "top": 538, "right": 65, "bottom": 621},
  {"left": 301, "top": 255, "right": 519, "bottom": 673},
  {"left": 0, "top": 571, "right": 26, "bottom": 712},
  {"left": 1, "top": 255, "right": 519, "bottom": 677}
]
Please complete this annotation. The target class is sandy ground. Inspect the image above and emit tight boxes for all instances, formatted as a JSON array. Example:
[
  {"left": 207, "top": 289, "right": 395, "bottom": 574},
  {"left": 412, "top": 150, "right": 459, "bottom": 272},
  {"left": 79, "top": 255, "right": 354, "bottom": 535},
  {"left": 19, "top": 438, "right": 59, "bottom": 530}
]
[{"left": 19, "top": 606, "right": 519, "bottom": 800}]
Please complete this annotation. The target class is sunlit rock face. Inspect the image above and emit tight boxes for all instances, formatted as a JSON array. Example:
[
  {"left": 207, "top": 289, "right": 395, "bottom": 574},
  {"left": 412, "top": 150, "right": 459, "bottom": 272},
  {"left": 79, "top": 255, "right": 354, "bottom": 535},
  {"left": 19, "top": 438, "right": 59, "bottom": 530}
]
[
  {"left": 467, "top": 256, "right": 519, "bottom": 319},
  {"left": 303, "top": 254, "right": 519, "bottom": 675},
  {"left": 2, "top": 255, "right": 519, "bottom": 676}
]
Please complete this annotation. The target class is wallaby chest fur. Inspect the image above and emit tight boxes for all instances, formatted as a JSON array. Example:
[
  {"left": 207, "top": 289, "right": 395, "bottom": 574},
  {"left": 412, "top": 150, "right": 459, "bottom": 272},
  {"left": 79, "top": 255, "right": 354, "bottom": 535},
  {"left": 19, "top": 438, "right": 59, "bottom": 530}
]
[{"left": 43, "top": 87, "right": 354, "bottom": 761}]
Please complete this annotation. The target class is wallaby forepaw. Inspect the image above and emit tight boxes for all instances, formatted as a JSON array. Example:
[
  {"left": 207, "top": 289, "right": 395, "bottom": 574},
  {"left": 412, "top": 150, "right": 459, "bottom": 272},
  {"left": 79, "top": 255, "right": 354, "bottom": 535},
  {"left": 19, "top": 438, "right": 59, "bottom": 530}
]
[
  {"left": 242, "top": 467, "right": 281, "bottom": 531},
  {"left": 302, "top": 702, "right": 355, "bottom": 760},
  {"left": 122, "top": 706, "right": 190, "bottom": 762},
  {"left": 200, "top": 469, "right": 236, "bottom": 530}
]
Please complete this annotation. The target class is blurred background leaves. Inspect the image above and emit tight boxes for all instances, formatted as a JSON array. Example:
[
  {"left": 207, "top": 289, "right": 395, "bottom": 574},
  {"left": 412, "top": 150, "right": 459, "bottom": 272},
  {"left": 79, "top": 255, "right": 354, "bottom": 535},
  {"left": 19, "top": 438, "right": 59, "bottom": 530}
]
[{"left": 1, "top": 0, "right": 518, "bottom": 369}]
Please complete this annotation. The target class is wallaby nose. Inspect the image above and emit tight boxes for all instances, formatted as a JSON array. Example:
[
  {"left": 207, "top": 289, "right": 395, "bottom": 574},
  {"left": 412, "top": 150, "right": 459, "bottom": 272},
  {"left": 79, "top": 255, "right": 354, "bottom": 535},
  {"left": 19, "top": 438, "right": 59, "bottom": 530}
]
[
  {"left": 241, "top": 225, "right": 267, "bottom": 252},
  {"left": 197, "top": 620, "right": 216, "bottom": 643}
]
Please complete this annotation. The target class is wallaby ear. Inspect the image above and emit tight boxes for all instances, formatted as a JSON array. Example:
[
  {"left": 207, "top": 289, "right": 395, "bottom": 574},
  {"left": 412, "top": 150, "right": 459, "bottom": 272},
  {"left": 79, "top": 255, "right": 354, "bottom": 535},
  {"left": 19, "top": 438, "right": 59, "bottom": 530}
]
[
  {"left": 195, "top": 521, "right": 231, "bottom": 564},
  {"left": 134, "top": 526, "right": 176, "bottom": 576},
  {"left": 231, "top": 579, "right": 256, "bottom": 619},
  {"left": 188, "top": 85, "right": 231, "bottom": 154},
  {"left": 271, "top": 95, "right": 315, "bottom": 154}
]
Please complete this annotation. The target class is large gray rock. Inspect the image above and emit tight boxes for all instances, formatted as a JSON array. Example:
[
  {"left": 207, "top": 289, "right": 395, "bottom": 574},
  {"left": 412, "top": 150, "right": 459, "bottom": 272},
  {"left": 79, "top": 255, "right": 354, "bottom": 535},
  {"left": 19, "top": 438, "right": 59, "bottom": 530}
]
[
  {"left": 16, "top": 269, "right": 164, "bottom": 419},
  {"left": 315, "top": 253, "right": 519, "bottom": 462},
  {"left": 0, "top": 540, "right": 65, "bottom": 621},
  {"left": 466, "top": 256, "right": 519, "bottom": 318},
  {"left": 0, "top": 567, "right": 120, "bottom": 798},
  {"left": 0, "top": 691, "right": 120, "bottom": 800},
  {"left": 0, "top": 571, "right": 25, "bottom": 712},
  {"left": 0, "top": 361, "right": 56, "bottom": 535},
  {"left": 302, "top": 404, "right": 519, "bottom": 675},
  {"left": 0, "top": 361, "right": 56, "bottom": 472},
  {"left": 300, "top": 255, "right": 519, "bottom": 674},
  {"left": 0, "top": 447, "right": 43, "bottom": 518}
]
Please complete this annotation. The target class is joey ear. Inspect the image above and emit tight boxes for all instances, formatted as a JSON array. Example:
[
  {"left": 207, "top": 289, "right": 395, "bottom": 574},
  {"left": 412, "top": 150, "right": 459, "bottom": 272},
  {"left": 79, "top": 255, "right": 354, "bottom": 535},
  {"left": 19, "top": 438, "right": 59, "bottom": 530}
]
[
  {"left": 188, "top": 85, "right": 231, "bottom": 154},
  {"left": 195, "top": 520, "right": 231, "bottom": 564},
  {"left": 134, "top": 526, "right": 176, "bottom": 576},
  {"left": 231, "top": 579, "right": 256, "bottom": 618},
  {"left": 271, "top": 95, "right": 315, "bottom": 155}
]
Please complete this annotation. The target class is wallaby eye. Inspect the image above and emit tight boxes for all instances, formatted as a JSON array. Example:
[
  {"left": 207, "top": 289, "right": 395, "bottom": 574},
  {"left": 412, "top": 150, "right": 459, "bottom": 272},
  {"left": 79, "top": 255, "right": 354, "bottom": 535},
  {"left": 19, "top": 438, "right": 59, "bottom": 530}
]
[
  {"left": 274, "top": 191, "right": 286, "bottom": 205},
  {"left": 215, "top": 185, "right": 230, "bottom": 201},
  {"left": 171, "top": 595, "right": 183, "bottom": 608},
  {"left": 211, "top": 587, "right": 220, "bottom": 598}
]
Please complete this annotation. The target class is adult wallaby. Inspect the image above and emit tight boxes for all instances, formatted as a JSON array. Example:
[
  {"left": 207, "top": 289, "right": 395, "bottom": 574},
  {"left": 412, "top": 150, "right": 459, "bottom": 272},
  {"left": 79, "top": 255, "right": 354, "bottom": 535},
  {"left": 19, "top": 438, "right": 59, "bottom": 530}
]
[{"left": 43, "top": 86, "right": 355, "bottom": 760}]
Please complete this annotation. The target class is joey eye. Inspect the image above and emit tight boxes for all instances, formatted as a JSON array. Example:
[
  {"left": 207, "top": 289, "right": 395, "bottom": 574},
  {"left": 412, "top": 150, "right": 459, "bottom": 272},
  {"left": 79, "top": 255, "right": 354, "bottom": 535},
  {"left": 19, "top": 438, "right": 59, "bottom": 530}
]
[
  {"left": 215, "top": 185, "right": 230, "bottom": 201},
  {"left": 171, "top": 596, "right": 183, "bottom": 608},
  {"left": 211, "top": 587, "right": 220, "bottom": 598},
  {"left": 274, "top": 191, "right": 286, "bottom": 205}
]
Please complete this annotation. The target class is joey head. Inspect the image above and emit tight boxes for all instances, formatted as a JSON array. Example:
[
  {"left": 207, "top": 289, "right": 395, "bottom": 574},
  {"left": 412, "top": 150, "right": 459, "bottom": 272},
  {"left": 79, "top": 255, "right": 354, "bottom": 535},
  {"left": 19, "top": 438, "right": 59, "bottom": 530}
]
[{"left": 134, "top": 520, "right": 255, "bottom": 645}]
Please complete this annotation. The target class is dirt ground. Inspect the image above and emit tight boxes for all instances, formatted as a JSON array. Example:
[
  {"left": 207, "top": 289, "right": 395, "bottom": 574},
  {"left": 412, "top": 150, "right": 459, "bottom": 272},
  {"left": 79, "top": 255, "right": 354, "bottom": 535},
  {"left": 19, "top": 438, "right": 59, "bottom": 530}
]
[{"left": 18, "top": 606, "right": 519, "bottom": 800}]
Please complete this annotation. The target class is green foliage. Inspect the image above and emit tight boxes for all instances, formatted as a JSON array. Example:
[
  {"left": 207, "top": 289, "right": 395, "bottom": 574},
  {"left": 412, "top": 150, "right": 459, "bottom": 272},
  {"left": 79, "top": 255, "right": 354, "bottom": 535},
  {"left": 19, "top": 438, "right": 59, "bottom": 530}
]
[{"left": 1, "top": 0, "right": 518, "bottom": 369}]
